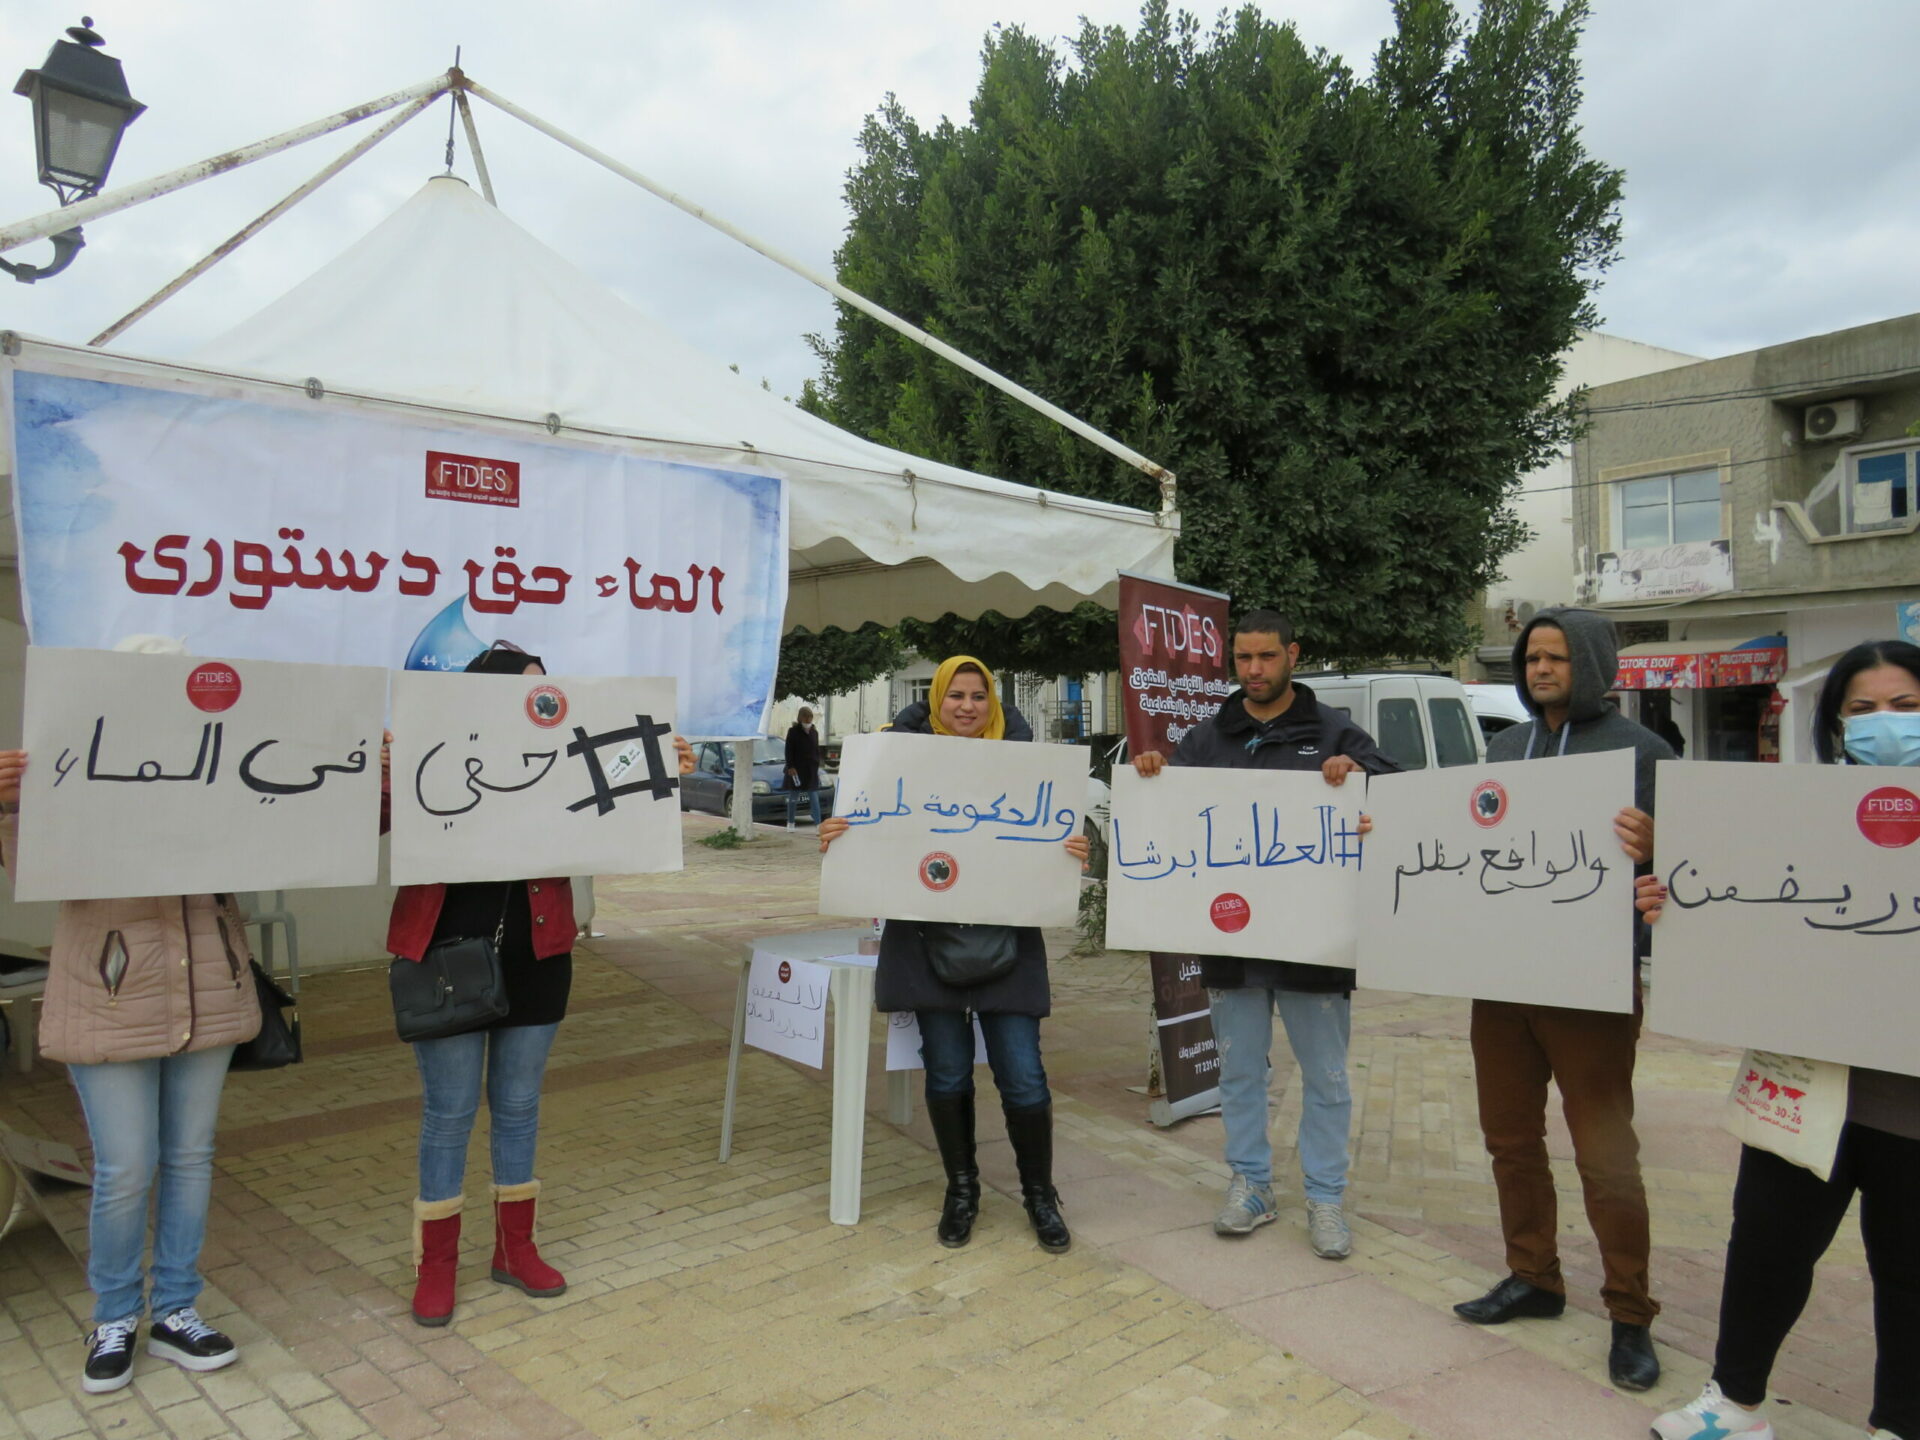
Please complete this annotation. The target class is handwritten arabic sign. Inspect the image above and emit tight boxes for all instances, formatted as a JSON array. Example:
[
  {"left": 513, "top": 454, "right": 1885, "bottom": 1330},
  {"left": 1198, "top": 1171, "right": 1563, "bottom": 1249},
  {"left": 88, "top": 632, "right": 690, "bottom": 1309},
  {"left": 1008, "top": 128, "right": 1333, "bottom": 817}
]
[
  {"left": 1355, "top": 751, "right": 1634, "bottom": 1011},
  {"left": 17, "top": 648, "right": 383, "bottom": 900},
  {"left": 1649, "top": 763, "right": 1920, "bottom": 1075},
  {"left": 6, "top": 362, "right": 785, "bottom": 738},
  {"left": 388, "top": 672, "right": 683, "bottom": 886},
  {"left": 1103, "top": 767, "right": 1364, "bottom": 963},
  {"left": 819, "top": 732, "right": 1084, "bottom": 927},
  {"left": 745, "top": 951, "right": 829, "bottom": 1067}
]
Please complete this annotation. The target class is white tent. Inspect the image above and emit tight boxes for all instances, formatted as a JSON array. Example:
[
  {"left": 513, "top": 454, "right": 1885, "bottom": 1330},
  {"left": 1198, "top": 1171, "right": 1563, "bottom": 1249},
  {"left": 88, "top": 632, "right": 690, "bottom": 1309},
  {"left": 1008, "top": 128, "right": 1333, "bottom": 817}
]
[{"left": 190, "top": 176, "right": 1176, "bottom": 633}]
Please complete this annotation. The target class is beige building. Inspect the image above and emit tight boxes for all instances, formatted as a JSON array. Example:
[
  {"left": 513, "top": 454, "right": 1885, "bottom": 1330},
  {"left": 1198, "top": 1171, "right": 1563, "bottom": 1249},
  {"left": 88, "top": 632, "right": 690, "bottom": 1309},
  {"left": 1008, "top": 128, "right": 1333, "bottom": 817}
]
[{"left": 1569, "top": 313, "right": 1920, "bottom": 762}]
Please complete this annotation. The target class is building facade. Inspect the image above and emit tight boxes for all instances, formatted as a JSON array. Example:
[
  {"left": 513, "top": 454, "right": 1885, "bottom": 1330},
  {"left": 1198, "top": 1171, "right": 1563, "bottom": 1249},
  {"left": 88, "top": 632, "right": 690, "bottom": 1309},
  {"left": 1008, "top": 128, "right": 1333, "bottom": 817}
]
[{"left": 1569, "top": 313, "right": 1920, "bottom": 762}]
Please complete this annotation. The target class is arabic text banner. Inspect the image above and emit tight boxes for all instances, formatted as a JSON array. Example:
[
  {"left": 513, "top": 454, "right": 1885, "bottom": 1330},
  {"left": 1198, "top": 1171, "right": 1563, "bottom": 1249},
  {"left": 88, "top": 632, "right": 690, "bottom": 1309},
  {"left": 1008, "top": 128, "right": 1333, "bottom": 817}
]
[
  {"left": 1355, "top": 750, "right": 1635, "bottom": 1012},
  {"left": 1104, "top": 767, "right": 1364, "bottom": 963},
  {"left": 1650, "top": 763, "right": 1920, "bottom": 1076},
  {"left": 17, "top": 649, "right": 385, "bottom": 901},
  {"left": 6, "top": 363, "right": 786, "bottom": 738},
  {"left": 819, "top": 732, "right": 1085, "bottom": 927},
  {"left": 388, "top": 672, "right": 684, "bottom": 886}
]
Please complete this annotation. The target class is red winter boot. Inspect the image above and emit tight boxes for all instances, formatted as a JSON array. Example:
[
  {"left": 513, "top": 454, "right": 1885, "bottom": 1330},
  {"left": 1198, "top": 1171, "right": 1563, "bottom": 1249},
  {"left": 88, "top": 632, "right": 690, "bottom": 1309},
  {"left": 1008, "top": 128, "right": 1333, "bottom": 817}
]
[
  {"left": 411, "top": 1196, "right": 462, "bottom": 1327},
  {"left": 490, "top": 1180, "right": 567, "bottom": 1297}
]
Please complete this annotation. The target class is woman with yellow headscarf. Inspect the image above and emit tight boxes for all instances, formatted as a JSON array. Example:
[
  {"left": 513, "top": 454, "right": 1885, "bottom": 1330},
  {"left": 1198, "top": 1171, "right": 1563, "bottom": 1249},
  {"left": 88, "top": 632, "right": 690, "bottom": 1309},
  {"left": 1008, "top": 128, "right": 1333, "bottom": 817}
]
[{"left": 818, "top": 656, "right": 1088, "bottom": 1253}]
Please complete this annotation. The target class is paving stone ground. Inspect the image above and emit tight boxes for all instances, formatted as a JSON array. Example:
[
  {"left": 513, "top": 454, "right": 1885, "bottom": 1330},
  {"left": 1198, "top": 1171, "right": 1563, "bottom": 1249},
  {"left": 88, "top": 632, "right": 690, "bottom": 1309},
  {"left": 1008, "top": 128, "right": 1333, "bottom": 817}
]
[{"left": 0, "top": 812, "right": 1880, "bottom": 1440}]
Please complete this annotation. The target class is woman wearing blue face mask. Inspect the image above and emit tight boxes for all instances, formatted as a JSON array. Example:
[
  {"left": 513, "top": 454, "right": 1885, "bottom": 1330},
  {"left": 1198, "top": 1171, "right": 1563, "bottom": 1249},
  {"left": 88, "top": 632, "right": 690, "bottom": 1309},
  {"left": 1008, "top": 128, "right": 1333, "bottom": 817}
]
[{"left": 1651, "top": 639, "right": 1920, "bottom": 1440}]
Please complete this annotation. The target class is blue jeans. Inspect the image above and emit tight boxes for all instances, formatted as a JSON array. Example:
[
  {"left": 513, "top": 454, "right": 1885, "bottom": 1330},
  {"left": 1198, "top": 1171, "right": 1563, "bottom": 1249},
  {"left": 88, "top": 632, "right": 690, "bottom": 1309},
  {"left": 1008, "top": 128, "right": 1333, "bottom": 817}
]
[
  {"left": 1209, "top": 986, "right": 1352, "bottom": 1203},
  {"left": 67, "top": 1046, "right": 235, "bottom": 1325},
  {"left": 413, "top": 1023, "right": 559, "bottom": 1202},
  {"left": 784, "top": 785, "right": 822, "bottom": 826},
  {"left": 917, "top": 1010, "right": 1049, "bottom": 1110}
]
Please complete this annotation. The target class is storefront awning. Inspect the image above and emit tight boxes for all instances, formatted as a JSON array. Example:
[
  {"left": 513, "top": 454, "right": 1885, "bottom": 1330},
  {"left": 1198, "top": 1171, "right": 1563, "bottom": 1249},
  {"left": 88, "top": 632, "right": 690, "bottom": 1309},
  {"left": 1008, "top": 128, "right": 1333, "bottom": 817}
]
[{"left": 1614, "top": 635, "right": 1788, "bottom": 690}]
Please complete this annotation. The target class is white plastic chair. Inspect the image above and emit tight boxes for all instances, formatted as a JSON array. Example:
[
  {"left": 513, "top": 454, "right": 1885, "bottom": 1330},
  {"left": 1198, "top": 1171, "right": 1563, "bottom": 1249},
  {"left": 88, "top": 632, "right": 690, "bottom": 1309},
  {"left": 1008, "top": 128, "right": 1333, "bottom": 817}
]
[{"left": 236, "top": 891, "right": 299, "bottom": 997}]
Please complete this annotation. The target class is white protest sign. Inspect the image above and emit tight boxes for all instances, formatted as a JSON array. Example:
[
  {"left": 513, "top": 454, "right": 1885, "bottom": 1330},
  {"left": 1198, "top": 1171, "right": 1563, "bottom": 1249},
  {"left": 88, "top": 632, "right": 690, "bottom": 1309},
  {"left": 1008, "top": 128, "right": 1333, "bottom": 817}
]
[
  {"left": 1356, "top": 750, "right": 1635, "bottom": 1011},
  {"left": 745, "top": 950, "right": 830, "bottom": 1067},
  {"left": 1103, "top": 766, "right": 1364, "bottom": 963},
  {"left": 389, "top": 672, "right": 683, "bottom": 886},
  {"left": 16, "top": 649, "right": 384, "bottom": 900},
  {"left": 883, "top": 1010, "right": 988, "bottom": 1071},
  {"left": 1650, "top": 762, "right": 1920, "bottom": 1076},
  {"left": 819, "top": 732, "right": 1085, "bottom": 927}
]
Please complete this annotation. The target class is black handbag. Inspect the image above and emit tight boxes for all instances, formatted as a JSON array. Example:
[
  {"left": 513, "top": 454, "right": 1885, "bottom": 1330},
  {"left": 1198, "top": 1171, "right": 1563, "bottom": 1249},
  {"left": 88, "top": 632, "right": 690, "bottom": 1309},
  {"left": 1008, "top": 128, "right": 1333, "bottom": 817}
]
[
  {"left": 230, "top": 961, "right": 301, "bottom": 1071},
  {"left": 214, "top": 899, "right": 301, "bottom": 1072},
  {"left": 388, "top": 888, "right": 513, "bottom": 1043},
  {"left": 921, "top": 922, "right": 1020, "bottom": 989}
]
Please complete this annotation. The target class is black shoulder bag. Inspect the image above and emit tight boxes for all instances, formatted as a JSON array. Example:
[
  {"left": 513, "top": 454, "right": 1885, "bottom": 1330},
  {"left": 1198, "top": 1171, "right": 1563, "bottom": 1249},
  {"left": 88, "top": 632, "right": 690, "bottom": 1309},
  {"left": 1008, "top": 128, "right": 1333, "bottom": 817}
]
[
  {"left": 921, "top": 922, "right": 1020, "bottom": 989},
  {"left": 216, "top": 897, "right": 302, "bottom": 1072},
  {"left": 389, "top": 887, "right": 512, "bottom": 1043}
]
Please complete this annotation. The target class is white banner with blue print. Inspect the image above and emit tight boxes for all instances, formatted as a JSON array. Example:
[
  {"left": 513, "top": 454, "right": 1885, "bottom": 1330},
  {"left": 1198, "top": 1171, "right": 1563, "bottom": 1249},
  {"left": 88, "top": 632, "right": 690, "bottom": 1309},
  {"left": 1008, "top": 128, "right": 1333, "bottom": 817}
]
[{"left": 4, "top": 359, "right": 786, "bottom": 739}]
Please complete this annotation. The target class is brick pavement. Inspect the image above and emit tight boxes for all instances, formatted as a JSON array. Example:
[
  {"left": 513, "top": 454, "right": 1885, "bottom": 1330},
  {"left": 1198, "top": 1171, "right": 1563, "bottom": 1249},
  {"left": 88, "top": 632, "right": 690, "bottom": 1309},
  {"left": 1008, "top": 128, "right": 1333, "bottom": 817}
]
[{"left": 0, "top": 812, "right": 1881, "bottom": 1440}]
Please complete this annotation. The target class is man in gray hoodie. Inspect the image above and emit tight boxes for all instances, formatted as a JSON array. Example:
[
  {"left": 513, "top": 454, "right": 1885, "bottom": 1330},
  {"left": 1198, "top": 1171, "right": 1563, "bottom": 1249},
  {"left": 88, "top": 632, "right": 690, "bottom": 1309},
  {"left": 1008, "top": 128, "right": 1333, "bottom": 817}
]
[{"left": 1450, "top": 608, "right": 1673, "bottom": 1393}]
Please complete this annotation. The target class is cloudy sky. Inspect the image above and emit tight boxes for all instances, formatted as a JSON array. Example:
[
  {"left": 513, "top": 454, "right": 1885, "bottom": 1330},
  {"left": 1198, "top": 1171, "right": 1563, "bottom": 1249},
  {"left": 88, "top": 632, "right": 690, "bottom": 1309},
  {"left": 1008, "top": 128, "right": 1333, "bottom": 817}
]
[{"left": 1, "top": 0, "right": 1915, "bottom": 401}]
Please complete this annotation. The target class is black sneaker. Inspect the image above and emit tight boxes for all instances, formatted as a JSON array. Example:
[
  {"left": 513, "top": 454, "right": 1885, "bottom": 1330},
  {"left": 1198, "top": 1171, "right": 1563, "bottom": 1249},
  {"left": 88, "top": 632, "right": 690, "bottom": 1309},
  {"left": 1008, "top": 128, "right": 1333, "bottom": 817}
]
[
  {"left": 82, "top": 1315, "right": 139, "bottom": 1393},
  {"left": 147, "top": 1307, "right": 237, "bottom": 1373}
]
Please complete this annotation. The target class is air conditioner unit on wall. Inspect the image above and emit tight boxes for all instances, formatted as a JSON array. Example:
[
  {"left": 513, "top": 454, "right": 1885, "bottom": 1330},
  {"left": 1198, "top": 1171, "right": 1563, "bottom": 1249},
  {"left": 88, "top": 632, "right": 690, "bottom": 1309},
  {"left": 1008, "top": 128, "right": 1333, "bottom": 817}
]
[{"left": 1803, "top": 398, "right": 1863, "bottom": 442}]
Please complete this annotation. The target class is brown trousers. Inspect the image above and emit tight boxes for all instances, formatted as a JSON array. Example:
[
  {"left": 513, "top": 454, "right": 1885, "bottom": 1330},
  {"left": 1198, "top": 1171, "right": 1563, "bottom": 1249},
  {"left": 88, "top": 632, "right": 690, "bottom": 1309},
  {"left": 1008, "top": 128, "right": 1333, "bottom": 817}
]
[{"left": 1469, "top": 995, "right": 1658, "bottom": 1326}]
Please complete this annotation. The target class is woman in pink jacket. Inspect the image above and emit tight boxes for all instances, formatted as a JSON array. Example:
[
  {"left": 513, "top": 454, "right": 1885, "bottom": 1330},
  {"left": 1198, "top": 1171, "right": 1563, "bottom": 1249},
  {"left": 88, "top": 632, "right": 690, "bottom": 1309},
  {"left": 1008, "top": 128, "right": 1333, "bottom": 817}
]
[{"left": 0, "top": 748, "right": 259, "bottom": 1396}]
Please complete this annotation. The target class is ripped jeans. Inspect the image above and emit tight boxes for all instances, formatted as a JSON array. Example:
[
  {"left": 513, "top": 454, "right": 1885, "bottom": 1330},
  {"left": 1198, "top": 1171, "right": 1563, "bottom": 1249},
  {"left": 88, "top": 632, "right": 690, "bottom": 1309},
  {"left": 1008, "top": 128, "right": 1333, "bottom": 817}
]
[{"left": 1209, "top": 986, "right": 1352, "bottom": 1203}]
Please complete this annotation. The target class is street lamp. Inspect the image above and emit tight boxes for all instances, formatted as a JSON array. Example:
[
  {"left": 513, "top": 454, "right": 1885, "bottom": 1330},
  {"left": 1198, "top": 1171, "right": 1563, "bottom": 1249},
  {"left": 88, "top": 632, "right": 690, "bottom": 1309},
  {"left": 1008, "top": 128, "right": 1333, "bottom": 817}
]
[{"left": 4, "top": 17, "right": 145, "bottom": 283}]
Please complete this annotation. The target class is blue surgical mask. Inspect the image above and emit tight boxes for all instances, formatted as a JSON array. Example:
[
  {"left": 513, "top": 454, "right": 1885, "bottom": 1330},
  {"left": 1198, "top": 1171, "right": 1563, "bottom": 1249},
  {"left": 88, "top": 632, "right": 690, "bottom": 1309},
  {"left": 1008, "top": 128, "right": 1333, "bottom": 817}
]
[{"left": 1842, "top": 711, "right": 1920, "bottom": 767}]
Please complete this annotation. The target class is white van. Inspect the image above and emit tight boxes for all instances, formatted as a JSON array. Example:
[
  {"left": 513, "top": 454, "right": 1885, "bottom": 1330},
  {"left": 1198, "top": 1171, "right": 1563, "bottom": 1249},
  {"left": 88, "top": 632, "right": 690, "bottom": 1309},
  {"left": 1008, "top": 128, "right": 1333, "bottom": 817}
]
[{"left": 1295, "top": 671, "right": 1485, "bottom": 771}]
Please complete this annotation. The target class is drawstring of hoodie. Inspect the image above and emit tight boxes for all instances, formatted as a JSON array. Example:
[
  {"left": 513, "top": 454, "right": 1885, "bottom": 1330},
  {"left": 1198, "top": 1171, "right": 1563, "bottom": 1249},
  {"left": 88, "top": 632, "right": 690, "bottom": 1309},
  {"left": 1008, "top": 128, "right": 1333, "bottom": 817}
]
[{"left": 1524, "top": 720, "right": 1575, "bottom": 759}]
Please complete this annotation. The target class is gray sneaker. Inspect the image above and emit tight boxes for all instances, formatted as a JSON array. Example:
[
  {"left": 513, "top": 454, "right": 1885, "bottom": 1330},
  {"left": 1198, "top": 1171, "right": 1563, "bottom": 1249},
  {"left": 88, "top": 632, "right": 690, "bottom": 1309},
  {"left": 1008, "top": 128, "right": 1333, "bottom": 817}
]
[
  {"left": 1307, "top": 1200, "right": 1351, "bottom": 1259},
  {"left": 1213, "top": 1174, "right": 1277, "bottom": 1235}
]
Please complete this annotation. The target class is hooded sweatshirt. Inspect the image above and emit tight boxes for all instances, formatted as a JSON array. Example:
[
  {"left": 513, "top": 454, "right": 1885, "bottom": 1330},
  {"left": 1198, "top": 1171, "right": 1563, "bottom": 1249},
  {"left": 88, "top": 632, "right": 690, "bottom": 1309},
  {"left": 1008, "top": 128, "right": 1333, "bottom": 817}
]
[
  {"left": 1489, "top": 606, "right": 1674, "bottom": 964},
  {"left": 1486, "top": 607, "right": 1673, "bottom": 815}
]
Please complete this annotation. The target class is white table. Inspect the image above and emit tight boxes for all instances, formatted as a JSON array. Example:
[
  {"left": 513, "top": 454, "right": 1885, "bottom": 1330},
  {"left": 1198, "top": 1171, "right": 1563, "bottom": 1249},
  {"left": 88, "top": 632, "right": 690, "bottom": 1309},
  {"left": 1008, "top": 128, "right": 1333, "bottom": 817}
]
[{"left": 718, "top": 928, "right": 914, "bottom": 1225}]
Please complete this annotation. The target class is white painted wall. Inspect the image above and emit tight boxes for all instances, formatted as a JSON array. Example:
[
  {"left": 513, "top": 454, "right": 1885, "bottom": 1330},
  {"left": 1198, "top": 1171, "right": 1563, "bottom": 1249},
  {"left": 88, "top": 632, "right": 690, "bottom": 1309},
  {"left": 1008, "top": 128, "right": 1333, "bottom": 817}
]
[{"left": 1491, "top": 330, "right": 1702, "bottom": 625}]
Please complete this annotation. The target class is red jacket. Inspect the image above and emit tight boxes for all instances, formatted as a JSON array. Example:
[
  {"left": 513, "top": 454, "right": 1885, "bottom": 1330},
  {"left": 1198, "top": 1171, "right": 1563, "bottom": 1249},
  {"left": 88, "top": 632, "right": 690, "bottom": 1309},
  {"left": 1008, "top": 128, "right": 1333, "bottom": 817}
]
[{"left": 387, "top": 879, "right": 576, "bottom": 962}]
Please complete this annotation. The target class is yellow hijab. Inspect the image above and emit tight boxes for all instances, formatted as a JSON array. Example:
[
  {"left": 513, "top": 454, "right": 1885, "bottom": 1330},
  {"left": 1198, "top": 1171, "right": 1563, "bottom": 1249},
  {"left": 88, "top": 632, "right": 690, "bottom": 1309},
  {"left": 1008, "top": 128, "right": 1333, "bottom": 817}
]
[{"left": 927, "top": 655, "right": 1007, "bottom": 740}]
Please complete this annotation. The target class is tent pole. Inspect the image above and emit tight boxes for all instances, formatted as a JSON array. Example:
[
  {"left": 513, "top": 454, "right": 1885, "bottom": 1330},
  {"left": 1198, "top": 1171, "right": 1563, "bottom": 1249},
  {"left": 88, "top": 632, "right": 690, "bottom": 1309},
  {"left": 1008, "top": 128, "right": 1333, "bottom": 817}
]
[
  {"left": 455, "top": 93, "right": 497, "bottom": 206},
  {"left": 0, "top": 71, "right": 457, "bottom": 255},
  {"left": 465, "top": 80, "right": 1179, "bottom": 518},
  {"left": 88, "top": 95, "right": 441, "bottom": 349}
]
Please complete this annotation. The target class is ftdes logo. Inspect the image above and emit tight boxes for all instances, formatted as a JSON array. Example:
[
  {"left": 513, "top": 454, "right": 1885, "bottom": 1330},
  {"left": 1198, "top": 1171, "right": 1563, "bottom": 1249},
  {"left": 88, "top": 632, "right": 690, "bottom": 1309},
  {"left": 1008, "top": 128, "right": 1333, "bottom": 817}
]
[{"left": 425, "top": 450, "right": 521, "bottom": 509}]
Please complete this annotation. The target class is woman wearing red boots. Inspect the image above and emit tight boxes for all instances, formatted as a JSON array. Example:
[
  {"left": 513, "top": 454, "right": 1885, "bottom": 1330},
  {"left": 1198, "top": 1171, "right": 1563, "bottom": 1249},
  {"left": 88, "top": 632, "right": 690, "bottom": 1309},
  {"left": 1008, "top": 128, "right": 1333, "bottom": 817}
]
[{"left": 385, "top": 645, "right": 693, "bottom": 1325}]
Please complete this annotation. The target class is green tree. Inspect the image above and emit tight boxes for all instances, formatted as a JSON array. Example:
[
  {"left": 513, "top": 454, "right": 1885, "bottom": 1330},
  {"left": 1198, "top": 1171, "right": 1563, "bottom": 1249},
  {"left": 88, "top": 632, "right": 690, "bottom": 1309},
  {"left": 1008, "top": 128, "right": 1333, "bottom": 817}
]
[
  {"left": 775, "top": 624, "right": 911, "bottom": 701},
  {"left": 805, "top": 0, "right": 1621, "bottom": 668}
]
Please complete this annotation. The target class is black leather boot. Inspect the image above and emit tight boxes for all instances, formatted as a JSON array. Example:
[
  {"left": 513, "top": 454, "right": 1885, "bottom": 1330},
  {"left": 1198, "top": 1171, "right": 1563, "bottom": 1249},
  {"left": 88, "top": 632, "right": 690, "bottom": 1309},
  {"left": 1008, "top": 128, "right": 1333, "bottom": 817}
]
[
  {"left": 1003, "top": 1103, "right": 1070, "bottom": 1253},
  {"left": 925, "top": 1092, "right": 980, "bottom": 1248}
]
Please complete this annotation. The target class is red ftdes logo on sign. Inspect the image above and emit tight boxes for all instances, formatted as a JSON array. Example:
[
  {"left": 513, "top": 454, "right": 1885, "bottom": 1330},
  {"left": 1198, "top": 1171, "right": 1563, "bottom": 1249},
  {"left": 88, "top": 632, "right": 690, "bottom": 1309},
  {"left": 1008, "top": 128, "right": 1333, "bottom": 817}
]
[{"left": 425, "top": 451, "right": 520, "bottom": 508}]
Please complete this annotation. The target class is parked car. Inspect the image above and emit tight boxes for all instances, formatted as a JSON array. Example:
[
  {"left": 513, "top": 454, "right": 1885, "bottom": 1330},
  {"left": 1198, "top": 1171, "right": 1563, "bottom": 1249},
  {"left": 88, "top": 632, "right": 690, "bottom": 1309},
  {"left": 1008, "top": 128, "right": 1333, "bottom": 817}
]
[
  {"left": 1302, "top": 671, "right": 1485, "bottom": 772},
  {"left": 679, "top": 738, "right": 836, "bottom": 825},
  {"left": 1460, "top": 682, "right": 1533, "bottom": 744}
]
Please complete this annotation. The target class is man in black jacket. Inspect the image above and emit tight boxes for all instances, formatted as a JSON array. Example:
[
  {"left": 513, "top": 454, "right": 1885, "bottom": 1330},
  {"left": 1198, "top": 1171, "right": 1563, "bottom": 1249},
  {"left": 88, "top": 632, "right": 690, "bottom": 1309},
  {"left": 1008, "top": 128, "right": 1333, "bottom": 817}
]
[
  {"left": 783, "top": 707, "right": 822, "bottom": 829},
  {"left": 1133, "top": 610, "right": 1398, "bottom": 1259}
]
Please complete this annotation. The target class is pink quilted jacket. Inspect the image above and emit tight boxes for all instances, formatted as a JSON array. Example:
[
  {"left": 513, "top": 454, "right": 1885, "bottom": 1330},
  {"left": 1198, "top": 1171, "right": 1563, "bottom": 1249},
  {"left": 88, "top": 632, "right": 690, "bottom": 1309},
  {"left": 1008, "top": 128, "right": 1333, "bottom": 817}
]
[{"left": 1, "top": 814, "right": 260, "bottom": 1065}]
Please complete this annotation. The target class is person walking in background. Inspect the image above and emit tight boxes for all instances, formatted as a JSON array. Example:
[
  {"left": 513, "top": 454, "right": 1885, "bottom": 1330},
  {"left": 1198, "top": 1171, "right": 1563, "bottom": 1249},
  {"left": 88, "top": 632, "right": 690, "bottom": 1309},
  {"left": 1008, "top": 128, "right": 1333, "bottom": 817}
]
[
  {"left": 1131, "top": 610, "right": 1398, "bottom": 1262},
  {"left": 1449, "top": 608, "right": 1672, "bottom": 1393},
  {"left": 817, "top": 656, "right": 1088, "bottom": 1253},
  {"left": 1650, "top": 640, "right": 1920, "bottom": 1440},
  {"left": 784, "top": 705, "right": 823, "bottom": 830},
  {"left": 385, "top": 644, "right": 695, "bottom": 1326},
  {"left": 0, "top": 640, "right": 261, "bottom": 1393}
]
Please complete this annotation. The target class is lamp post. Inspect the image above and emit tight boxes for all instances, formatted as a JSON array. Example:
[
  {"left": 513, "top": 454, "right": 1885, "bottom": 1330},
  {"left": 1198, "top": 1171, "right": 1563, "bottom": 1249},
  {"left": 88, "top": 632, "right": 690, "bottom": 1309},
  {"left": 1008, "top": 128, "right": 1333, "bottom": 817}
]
[{"left": 4, "top": 17, "right": 144, "bottom": 283}]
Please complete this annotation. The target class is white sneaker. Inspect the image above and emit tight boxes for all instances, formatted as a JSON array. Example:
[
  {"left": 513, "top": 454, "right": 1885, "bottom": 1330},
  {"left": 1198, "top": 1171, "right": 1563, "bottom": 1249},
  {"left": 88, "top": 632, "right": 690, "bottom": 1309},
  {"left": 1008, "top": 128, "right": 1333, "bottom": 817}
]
[
  {"left": 1213, "top": 1174, "right": 1276, "bottom": 1235},
  {"left": 1652, "top": 1381, "right": 1773, "bottom": 1440},
  {"left": 1306, "top": 1200, "right": 1351, "bottom": 1259}
]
